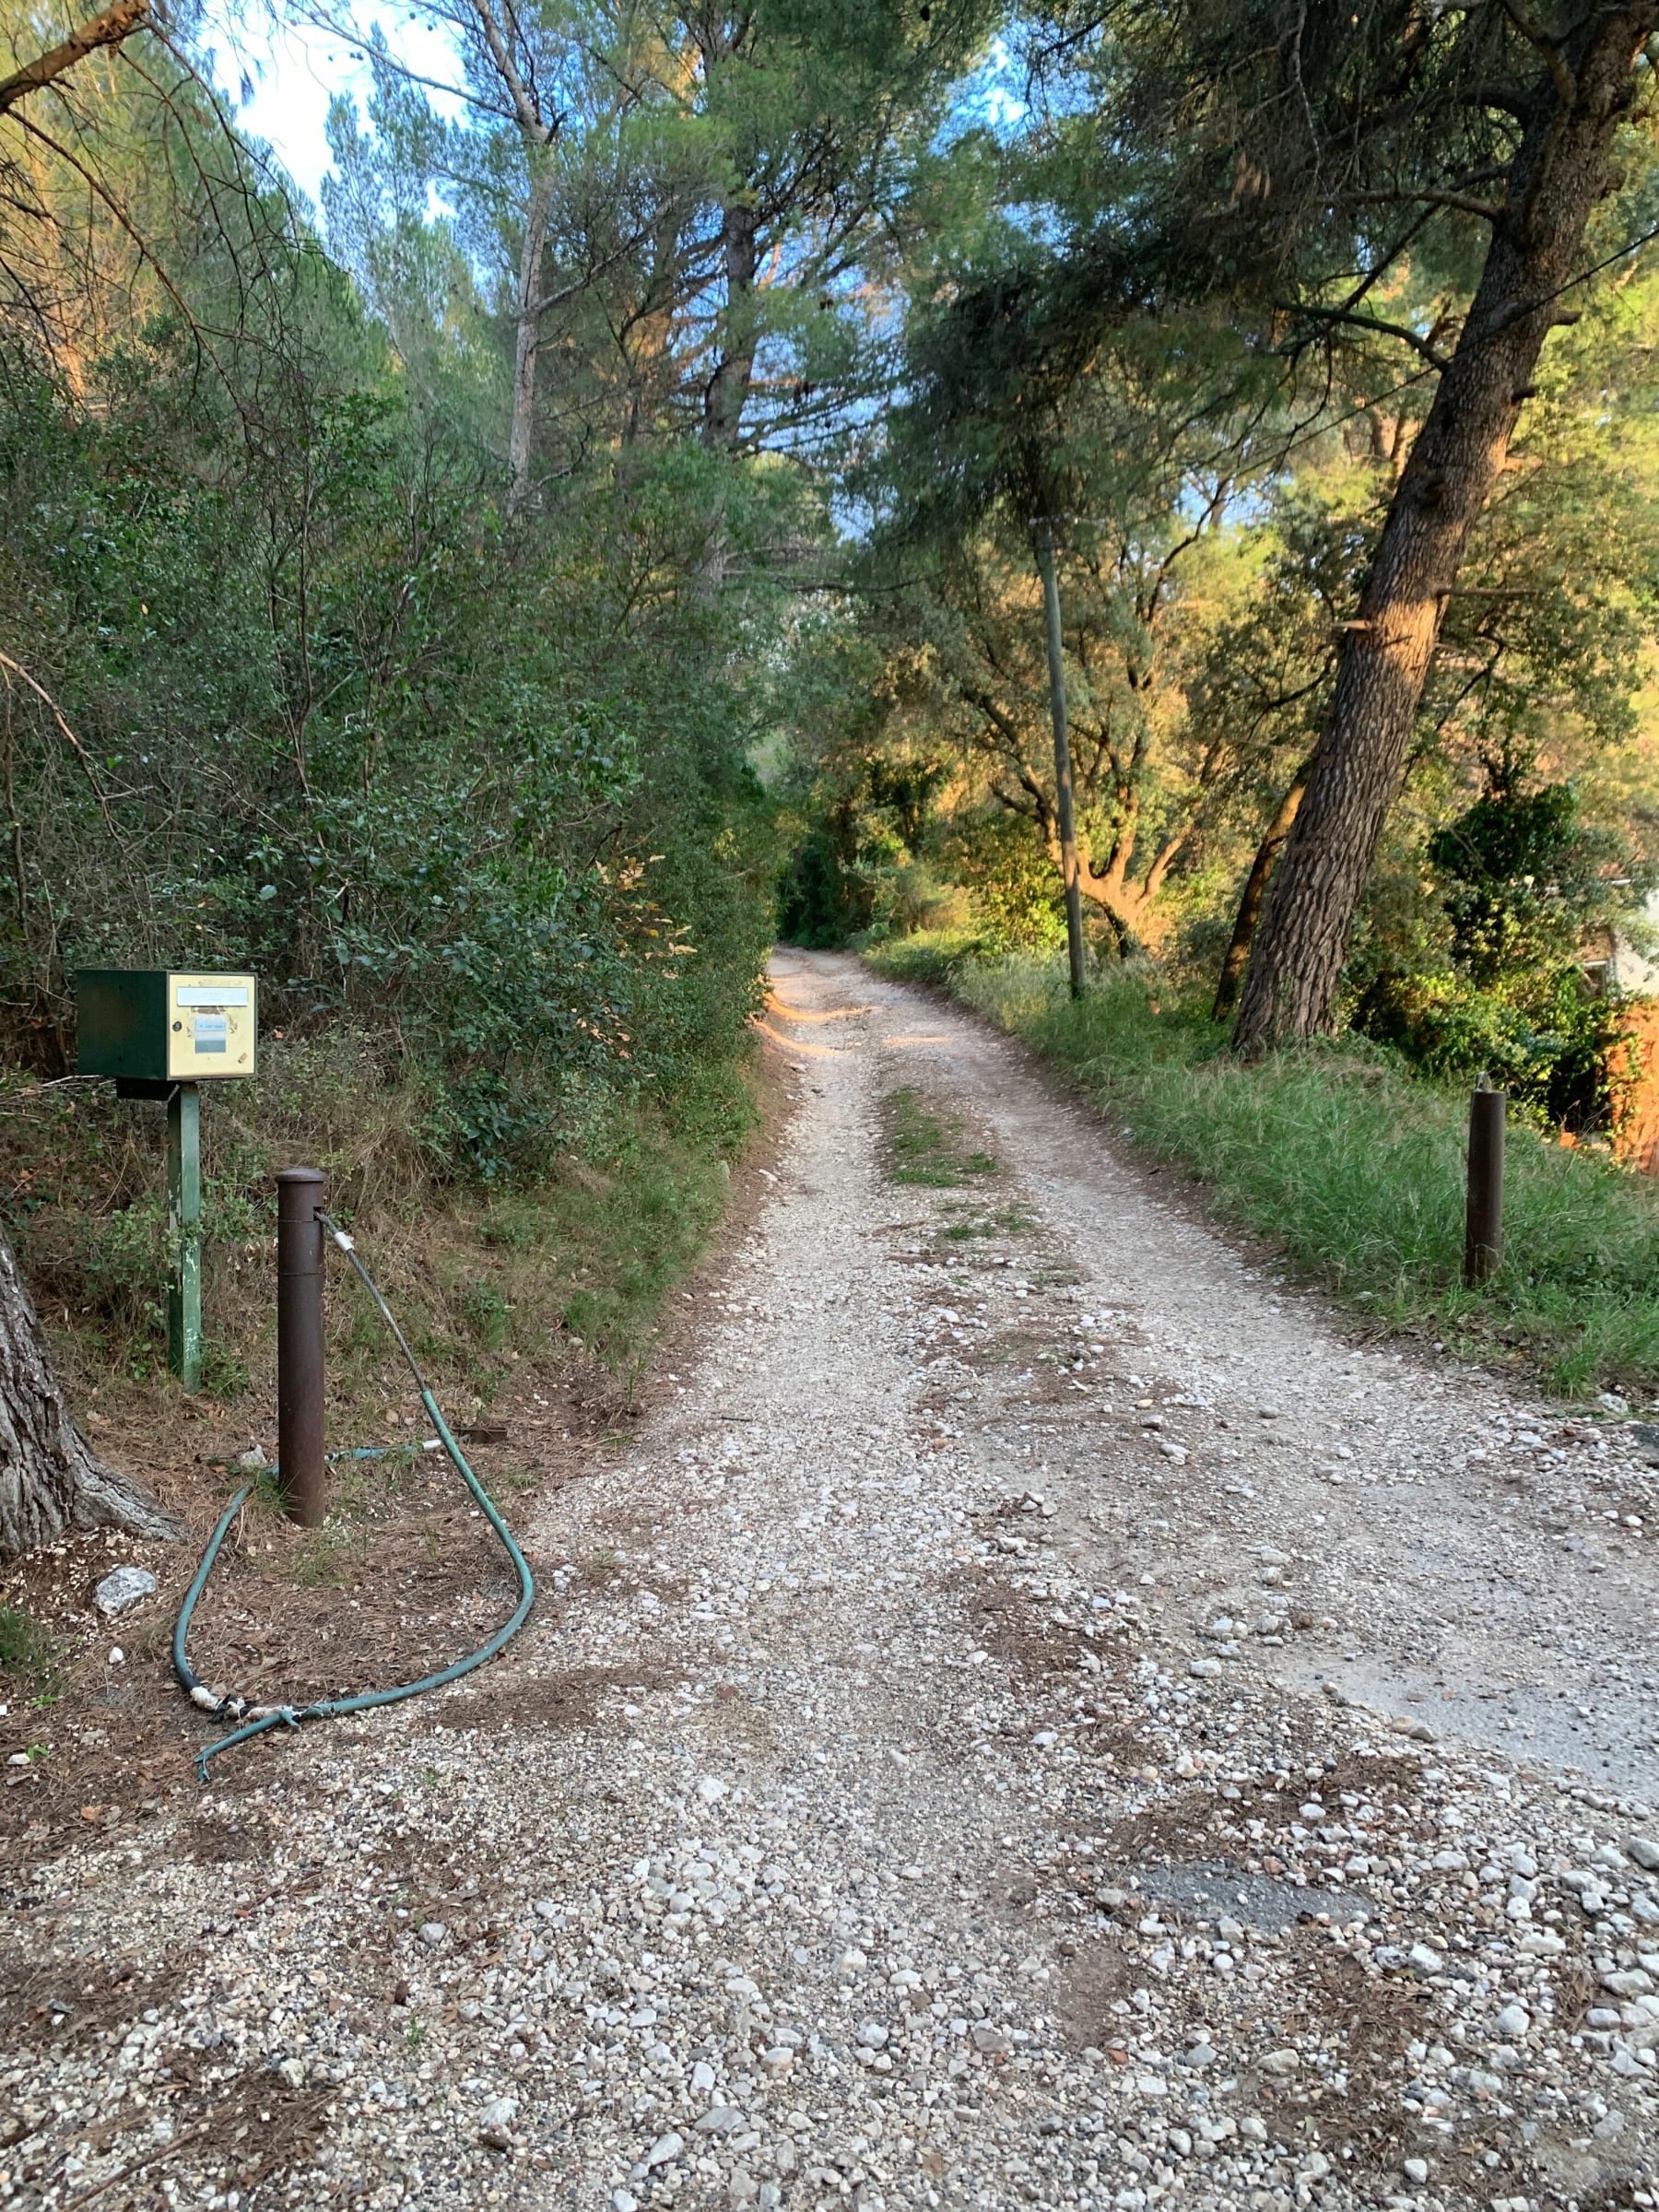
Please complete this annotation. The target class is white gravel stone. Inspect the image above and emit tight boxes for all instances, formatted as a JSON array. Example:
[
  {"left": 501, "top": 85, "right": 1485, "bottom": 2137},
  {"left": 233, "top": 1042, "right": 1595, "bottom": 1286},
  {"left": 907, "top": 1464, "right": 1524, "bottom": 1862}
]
[
  {"left": 693, "top": 2105, "right": 745, "bottom": 2136},
  {"left": 15, "top": 953, "right": 1659, "bottom": 2212},
  {"left": 92, "top": 1564, "right": 156, "bottom": 1617}
]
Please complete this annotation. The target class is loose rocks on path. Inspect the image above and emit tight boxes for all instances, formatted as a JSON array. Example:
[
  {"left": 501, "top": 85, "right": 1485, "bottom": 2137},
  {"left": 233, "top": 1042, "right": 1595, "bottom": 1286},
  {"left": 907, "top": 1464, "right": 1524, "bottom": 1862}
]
[{"left": 4, "top": 951, "right": 1656, "bottom": 2212}]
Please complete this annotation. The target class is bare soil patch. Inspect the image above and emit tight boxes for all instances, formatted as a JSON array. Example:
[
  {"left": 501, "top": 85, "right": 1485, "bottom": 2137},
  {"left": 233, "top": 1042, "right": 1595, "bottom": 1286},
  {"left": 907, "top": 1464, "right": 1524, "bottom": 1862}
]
[
  {"left": 1259, "top": 1928, "right": 1429, "bottom": 2164},
  {"left": 0, "top": 1941, "right": 190, "bottom": 2058},
  {"left": 2, "top": 1051, "right": 793, "bottom": 1888},
  {"left": 461, "top": 1662, "right": 669, "bottom": 1733},
  {"left": 956, "top": 1566, "right": 1088, "bottom": 1679}
]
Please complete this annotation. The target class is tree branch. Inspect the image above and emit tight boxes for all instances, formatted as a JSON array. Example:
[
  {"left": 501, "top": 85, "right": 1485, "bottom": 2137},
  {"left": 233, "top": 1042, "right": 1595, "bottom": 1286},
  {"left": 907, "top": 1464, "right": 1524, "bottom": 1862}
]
[
  {"left": 0, "top": 649, "right": 113, "bottom": 826},
  {"left": 1453, "top": 77, "right": 1534, "bottom": 117},
  {"left": 1288, "top": 300, "right": 1450, "bottom": 370},
  {"left": 468, "top": 0, "right": 555, "bottom": 144},
  {"left": 1499, "top": 0, "right": 1577, "bottom": 110},
  {"left": 12, "top": 106, "right": 235, "bottom": 408},
  {"left": 528, "top": 220, "right": 660, "bottom": 317},
  {"left": 0, "top": 0, "right": 149, "bottom": 116},
  {"left": 1352, "top": 185, "right": 1507, "bottom": 223}
]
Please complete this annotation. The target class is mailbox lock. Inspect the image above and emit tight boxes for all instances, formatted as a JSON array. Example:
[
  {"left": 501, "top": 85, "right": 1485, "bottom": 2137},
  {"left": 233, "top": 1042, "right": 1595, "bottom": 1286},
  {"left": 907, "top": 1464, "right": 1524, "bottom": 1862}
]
[{"left": 76, "top": 971, "right": 257, "bottom": 1087}]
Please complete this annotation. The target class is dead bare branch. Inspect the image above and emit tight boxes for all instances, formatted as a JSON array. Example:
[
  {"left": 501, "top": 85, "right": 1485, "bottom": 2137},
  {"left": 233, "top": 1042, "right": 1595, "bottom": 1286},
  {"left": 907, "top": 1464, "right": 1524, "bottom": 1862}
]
[{"left": 0, "top": 648, "right": 113, "bottom": 826}]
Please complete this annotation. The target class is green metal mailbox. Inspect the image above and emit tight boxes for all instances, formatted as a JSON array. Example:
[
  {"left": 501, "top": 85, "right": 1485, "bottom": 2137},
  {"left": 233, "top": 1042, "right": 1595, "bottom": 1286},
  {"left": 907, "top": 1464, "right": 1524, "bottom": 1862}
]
[
  {"left": 76, "top": 969, "right": 257, "bottom": 1091},
  {"left": 76, "top": 970, "right": 258, "bottom": 1394}
]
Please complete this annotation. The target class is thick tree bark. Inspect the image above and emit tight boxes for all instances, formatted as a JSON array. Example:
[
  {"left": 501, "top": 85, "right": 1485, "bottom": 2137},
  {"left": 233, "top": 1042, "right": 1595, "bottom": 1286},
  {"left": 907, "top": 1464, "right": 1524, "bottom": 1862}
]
[
  {"left": 1213, "top": 765, "right": 1309, "bottom": 1019},
  {"left": 1232, "top": 7, "right": 1656, "bottom": 1053},
  {"left": 0, "top": 1226, "right": 175, "bottom": 1560},
  {"left": 701, "top": 198, "right": 759, "bottom": 450}
]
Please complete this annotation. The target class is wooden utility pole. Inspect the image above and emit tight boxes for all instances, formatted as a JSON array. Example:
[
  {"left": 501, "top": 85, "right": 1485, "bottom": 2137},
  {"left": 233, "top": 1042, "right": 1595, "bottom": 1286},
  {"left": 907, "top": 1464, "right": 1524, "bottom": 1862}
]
[{"left": 1034, "top": 519, "right": 1087, "bottom": 999}]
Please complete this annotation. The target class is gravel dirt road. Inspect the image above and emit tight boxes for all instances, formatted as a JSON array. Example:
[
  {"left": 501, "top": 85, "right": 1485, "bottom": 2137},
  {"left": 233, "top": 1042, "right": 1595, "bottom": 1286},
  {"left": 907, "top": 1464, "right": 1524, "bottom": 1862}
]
[{"left": 6, "top": 950, "right": 1659, "bottom": 2212}]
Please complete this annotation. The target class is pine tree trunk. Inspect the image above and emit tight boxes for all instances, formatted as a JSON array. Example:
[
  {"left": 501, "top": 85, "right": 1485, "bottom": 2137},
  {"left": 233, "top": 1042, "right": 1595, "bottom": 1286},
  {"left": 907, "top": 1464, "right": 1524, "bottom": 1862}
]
[
  {"left": 0, "top": 1225, "right": 175, "bottom": 1560},
  {"left": 701, "top": 199, "right": 759, "bottom": 450},
  {"left": 1213, "top": 765, "right": 1308, "bottom": 1019},
  {"left": 1232, "top": 7, "right": 1654, "bottom": 1053},
  {"left": 506, "top": 159, "right": 557, "bottom": 521}
]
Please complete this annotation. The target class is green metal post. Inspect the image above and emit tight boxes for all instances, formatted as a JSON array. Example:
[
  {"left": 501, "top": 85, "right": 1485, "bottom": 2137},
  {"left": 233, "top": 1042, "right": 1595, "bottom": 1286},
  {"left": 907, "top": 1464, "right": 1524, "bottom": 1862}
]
[{"left": 168, "top": 1081, "right": 202, "bottom": 1391}]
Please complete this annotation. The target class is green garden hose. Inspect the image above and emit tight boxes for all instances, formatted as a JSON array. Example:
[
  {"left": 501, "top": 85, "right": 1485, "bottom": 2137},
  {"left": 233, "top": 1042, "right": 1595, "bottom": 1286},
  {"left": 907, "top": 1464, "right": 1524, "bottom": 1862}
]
[{"left": 172, "top": 1215, "right": 535, "bottom": 1781}]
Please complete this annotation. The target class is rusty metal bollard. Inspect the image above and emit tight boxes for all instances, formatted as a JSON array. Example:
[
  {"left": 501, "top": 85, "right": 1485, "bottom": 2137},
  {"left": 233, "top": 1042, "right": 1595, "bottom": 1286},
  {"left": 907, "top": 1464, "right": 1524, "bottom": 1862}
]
[
  {"left": 1464, "top": 1077, "right": 1505, "bottom": 1288},
  {"left": 276, "top": 1166, "right": 327, "bottom": 1524}
]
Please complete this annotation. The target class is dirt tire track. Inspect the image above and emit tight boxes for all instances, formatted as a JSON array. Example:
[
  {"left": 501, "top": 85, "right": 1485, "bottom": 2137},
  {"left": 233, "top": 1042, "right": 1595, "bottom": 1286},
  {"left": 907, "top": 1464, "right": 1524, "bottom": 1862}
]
[{"left": 5, "top": 949, "right": 1656, "bottom": 2212}]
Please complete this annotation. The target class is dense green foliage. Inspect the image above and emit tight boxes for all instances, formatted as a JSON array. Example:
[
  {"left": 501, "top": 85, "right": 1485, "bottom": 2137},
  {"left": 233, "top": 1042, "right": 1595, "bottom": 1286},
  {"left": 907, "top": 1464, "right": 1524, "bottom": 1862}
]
[
  {"left": 1354, "top": 774, "right": 1651, "bottom": 1130},
  {"left": 0, "top": 14, "right": 832, "bottom": 1190},
  {"left": 2, "top": 367, "right": 780, "bottom": 1171},
  {"left": 779, "top": 6, "right": 1659, "bottom": 1134}
]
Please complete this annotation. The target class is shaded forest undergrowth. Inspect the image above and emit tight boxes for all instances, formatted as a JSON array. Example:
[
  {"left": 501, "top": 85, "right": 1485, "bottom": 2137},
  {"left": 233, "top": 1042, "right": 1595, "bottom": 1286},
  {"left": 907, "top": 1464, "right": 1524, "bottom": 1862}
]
[
  {"left": 0, "top": 1028, "right": 778, "bottom": 1834},
  {"left": 869, "top": 937, "right": 1659, "bottom": 1406}
]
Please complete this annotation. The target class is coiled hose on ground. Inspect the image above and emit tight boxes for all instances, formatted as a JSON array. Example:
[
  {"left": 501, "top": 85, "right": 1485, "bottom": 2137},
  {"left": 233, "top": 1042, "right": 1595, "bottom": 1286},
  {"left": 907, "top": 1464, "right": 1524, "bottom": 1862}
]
[{"left": 172, "top": 1213, "right": 535, "bottom": 1782}]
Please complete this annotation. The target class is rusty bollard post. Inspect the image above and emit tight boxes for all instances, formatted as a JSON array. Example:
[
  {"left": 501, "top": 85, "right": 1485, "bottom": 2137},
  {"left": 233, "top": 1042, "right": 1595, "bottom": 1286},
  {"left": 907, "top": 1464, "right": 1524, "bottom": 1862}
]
[
  {"left": 1464, "top": 1076, "right": 1505, "bottom": 1288},
  {"left": 276, "top": 1166, "right": 327, "bottom": 1524}
]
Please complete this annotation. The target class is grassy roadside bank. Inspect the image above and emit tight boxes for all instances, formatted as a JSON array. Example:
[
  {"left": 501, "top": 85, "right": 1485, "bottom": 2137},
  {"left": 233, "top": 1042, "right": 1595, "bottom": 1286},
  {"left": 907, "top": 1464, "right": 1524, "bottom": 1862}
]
[
  {"left": 0, "top": 1029, "right": 765, "bottom": 1708},
  {"left": 2, "top": 1031, "right": 760, "bottom": 1429},
  {"left": 868, "top": 935, "right": 1659, "bottom": 1402}
]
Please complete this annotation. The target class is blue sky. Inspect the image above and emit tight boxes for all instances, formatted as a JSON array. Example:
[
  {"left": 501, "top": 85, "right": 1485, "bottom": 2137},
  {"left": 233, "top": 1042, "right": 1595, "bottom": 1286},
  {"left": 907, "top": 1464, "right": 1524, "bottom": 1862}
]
[
  {"left": 217, "top": 14, "right": 1026, "bottom": 218},
  {"left": 206, "top": 7, "right": 463, "bottom": 210}
]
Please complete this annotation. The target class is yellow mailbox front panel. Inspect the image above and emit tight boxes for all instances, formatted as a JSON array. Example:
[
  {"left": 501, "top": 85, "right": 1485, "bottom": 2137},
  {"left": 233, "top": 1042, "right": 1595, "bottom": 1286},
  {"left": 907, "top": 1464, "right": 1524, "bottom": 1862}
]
[{"left": 166, "top": 973, "right": 257, "bottom": 1079}]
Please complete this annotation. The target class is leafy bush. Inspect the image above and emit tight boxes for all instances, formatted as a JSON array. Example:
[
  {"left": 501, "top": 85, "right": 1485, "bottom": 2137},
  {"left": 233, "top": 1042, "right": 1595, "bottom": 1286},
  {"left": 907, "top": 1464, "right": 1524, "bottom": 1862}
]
[
  {"left": 1353, "top": 772, "right": 1648, "bottom": 1133},
  {"left": 1427, "top": 780, "right": 1627, "bottom": 982},
  {"left": 1353, "top": 967, "right": 1636, "bottom": 1134},
  {"left": 943, "top": 813, "right": 1069, "bottom": 951},
  {"left": 2, "top": 328, "right": 778, "bottom": 1185}
]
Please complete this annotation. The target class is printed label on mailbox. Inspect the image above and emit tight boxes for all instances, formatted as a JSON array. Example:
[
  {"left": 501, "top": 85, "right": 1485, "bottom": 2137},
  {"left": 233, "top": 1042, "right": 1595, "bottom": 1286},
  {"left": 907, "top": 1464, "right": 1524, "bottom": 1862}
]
[{"left": 166, "top": 972, "right": 256, "bottom": 1077}]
